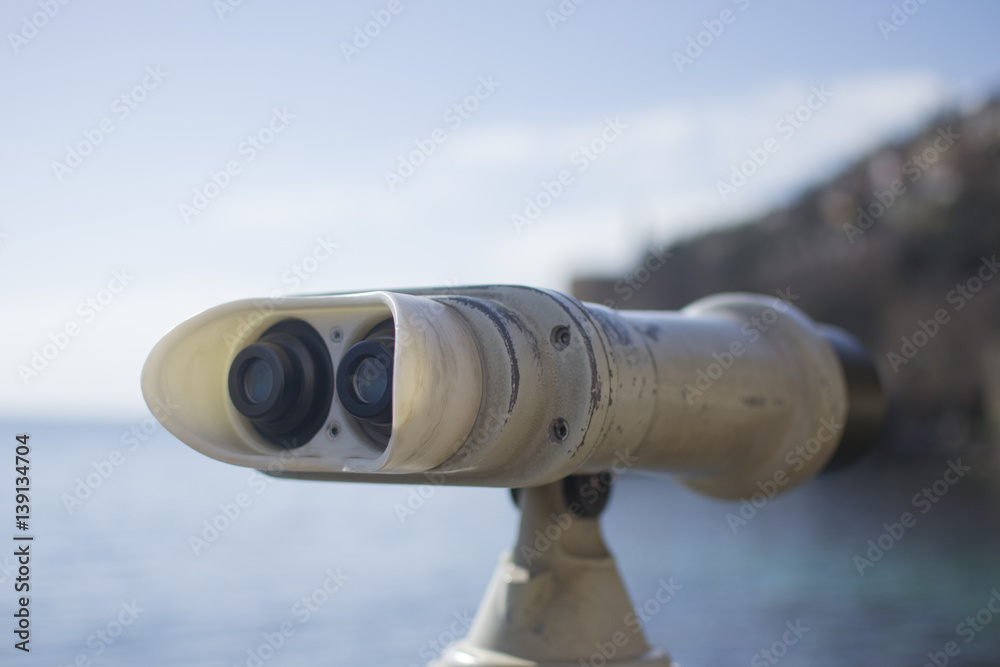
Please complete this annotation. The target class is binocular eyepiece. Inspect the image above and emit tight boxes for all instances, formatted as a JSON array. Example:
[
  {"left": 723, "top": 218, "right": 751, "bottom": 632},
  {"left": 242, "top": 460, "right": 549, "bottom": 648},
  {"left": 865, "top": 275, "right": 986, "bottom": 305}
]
[
  {"left": 229, "top": 318, "right": 396, "bottom": 447},
  {"left": 334, "top": 320, "right": 395, "bottom": 427},
  {"left": 227, "top": 318, "right": 333, "bottom": 448}
]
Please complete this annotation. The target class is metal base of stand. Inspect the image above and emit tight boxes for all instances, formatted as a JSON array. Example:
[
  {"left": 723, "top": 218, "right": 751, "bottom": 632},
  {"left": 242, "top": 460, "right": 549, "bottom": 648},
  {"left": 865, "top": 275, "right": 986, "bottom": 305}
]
[{"left": 430, "top": 478, "right": 678, "bottom": 667}]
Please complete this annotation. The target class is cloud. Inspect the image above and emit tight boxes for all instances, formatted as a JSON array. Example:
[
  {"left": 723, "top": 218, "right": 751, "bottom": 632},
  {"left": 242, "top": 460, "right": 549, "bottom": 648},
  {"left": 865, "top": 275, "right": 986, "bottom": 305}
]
[{"left": 0, "top": 70, "right": 952, "bottom": 418}]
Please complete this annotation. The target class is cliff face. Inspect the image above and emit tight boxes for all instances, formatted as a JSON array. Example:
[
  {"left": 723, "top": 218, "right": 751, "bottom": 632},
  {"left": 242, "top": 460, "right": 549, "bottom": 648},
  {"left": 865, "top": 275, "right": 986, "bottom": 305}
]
[{"left": 573, "top": 99, "right": 1000, "bottom": 460}]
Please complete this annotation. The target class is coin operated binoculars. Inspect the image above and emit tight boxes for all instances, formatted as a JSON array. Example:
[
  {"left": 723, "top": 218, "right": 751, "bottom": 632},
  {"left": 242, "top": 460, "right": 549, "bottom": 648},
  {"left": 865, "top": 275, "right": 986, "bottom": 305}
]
[{"left": 142, "top": 285, "right": 885, "bottom": 666}]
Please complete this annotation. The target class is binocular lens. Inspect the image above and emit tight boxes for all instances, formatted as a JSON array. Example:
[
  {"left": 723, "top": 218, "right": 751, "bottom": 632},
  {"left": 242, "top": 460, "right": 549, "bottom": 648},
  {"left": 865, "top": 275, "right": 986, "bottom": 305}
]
[
  {"left": 353, "top": 357, "right": 389, "bottom": 405},
  {"left": 228, "top": 319, "right": 333, "bottom": 448},
  {"left": 243, "top": 358, "right": 275, "bottom": 404},
  {"left": 336, "top": 339, "right": 394, "bottom": 425}
]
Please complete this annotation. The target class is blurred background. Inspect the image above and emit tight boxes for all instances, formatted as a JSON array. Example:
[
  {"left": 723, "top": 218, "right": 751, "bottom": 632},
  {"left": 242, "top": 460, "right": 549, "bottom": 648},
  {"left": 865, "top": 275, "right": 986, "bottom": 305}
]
[{"left": 1, "top": 0, "right": 999, "bottom": 665}]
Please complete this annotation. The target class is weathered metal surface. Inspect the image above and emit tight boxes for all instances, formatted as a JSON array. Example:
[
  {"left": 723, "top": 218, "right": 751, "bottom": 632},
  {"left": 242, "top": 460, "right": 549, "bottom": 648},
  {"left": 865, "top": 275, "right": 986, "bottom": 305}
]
[{"left": 142, "top": 286, "right": 864, "bottom": 498}]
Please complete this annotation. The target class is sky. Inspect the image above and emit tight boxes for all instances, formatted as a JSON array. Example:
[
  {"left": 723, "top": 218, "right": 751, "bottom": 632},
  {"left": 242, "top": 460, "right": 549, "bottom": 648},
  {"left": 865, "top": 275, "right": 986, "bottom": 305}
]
[{"left": 1, "top": 0, "right": 998, "bottom": 420}]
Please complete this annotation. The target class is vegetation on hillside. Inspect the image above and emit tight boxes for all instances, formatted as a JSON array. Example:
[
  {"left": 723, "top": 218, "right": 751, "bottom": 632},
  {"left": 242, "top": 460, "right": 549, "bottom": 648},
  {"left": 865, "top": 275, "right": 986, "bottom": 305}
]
[{"left": 574, "top": 99, "right": 1000, "bottom": 464}]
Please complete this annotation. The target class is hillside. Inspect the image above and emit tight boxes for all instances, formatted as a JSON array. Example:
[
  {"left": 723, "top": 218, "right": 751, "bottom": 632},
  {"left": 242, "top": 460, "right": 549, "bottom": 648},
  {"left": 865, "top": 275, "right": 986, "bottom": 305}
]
[{"left": 573, "top": 98, "right": 1000, "bottom": 464}]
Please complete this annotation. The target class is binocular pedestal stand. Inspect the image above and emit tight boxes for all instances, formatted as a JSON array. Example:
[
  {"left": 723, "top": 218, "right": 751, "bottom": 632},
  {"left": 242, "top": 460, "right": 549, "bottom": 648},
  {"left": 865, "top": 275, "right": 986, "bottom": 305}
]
[{"left": 432, "top": 475, "right": 677, "bottom": 667}]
